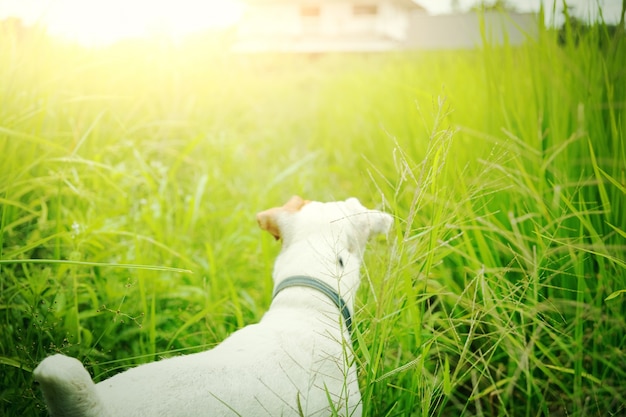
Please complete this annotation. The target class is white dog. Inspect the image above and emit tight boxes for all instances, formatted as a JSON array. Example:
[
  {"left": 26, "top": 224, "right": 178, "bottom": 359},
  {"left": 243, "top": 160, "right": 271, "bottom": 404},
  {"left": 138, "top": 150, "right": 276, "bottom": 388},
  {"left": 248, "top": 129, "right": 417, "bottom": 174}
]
[{"left": 34, "top": 196, "right": 392, "bottom": 417}]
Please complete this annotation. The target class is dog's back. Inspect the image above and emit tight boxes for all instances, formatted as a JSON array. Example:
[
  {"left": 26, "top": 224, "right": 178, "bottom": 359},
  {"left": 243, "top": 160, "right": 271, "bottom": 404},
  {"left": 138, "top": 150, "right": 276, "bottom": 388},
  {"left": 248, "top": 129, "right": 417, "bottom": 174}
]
[{"left": 92, "top": 317, "right": 358, "bottom": 416}]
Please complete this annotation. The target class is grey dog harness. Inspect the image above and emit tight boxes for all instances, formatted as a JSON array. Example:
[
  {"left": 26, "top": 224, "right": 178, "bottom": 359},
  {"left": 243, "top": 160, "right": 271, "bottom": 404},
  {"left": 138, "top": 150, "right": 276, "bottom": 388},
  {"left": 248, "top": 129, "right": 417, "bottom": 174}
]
[{"left": 272, "top": 276, "right": 353, "bottom": 335}]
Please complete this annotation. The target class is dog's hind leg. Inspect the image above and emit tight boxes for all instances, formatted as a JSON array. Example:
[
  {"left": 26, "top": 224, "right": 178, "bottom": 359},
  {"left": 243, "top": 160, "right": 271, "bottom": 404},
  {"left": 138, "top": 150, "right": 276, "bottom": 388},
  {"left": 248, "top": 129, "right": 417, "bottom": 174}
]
[{"left": 34, "top": 354, "right": 110, "bottom": 417}]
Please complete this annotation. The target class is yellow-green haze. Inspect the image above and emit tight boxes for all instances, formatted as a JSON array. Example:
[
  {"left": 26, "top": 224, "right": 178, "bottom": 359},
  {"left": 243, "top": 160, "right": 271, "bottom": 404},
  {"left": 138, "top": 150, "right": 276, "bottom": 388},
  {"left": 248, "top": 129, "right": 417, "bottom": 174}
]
[{"left": 1, "top": 12, "right": 625, "bottom": 416}]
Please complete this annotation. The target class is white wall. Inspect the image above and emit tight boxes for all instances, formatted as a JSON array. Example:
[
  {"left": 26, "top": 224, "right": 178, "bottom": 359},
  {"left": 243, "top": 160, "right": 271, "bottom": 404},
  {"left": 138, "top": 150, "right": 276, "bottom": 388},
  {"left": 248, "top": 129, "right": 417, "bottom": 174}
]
[{"left": 238, "top": 1, "right": 412, "bottom": 39}]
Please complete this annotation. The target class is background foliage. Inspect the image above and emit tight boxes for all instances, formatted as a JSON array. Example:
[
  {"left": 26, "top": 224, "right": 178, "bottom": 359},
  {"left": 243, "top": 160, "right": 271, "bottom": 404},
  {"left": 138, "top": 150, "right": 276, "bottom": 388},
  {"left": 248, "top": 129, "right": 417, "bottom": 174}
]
[{"left": 1, "top": 8, "right": 625, "bottom": 416}]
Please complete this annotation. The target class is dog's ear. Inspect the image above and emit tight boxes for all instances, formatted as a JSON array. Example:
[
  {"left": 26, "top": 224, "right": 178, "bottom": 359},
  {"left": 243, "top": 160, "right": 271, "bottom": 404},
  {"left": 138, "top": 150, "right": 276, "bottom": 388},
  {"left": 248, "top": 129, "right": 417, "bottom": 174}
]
[
  {"left": 346, "top": 209, "right": 393, "bottom": 255},
  {"left": 365, "top": 209, "right": 393, "bottom": 238},
  {"left": 345, "top": 197, "right": 393, "bottom": 240},
  {"left": 257, "top": 196, "right": 310, "bottom": 240}
]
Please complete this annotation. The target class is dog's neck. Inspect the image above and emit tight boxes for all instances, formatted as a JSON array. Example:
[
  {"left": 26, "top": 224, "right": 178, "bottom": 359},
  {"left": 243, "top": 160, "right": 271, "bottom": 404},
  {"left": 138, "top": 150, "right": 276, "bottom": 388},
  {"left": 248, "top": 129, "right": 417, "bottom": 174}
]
[
  {"left": 270, "top": 239, "right": 362, "bottom": 315},
  {"left": 273, "top": 275, "right": 353, "bottom": 334}
]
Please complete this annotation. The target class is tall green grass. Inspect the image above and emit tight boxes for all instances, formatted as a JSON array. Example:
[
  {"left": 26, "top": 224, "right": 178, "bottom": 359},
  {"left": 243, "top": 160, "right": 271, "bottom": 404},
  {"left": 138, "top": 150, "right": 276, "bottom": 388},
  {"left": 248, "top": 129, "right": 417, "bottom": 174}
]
[{"left": 1, "top": 9, "right": 625, "bottom": 416}]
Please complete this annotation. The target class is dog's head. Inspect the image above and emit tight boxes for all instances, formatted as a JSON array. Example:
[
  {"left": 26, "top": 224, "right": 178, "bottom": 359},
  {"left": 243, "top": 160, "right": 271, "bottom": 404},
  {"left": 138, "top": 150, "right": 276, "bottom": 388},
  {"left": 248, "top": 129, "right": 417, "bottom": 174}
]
[{"left": 257, "top": 196, "right": 392, "bottom": 257}]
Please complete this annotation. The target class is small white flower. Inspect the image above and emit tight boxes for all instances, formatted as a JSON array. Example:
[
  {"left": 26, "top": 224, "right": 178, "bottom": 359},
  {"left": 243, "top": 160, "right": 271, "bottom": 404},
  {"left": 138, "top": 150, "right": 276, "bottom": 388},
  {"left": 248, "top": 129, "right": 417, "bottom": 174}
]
[{"left": 71, "top": 221, "right": 81, "bottom": 236}]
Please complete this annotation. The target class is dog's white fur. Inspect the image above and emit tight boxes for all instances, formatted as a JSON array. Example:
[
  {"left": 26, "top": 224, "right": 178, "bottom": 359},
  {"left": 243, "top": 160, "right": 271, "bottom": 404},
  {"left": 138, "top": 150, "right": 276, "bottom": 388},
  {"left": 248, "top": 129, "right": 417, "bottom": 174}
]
[{"left": 34, "top": 196, "right": 392, "bottom": 417}]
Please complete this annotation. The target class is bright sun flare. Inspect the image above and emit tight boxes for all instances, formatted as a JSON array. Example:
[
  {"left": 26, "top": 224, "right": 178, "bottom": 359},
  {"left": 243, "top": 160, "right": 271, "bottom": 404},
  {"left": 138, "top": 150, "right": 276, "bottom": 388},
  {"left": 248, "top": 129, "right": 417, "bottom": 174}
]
[{"left": 8, "top": 0, "right": 244, "bottom": 46}]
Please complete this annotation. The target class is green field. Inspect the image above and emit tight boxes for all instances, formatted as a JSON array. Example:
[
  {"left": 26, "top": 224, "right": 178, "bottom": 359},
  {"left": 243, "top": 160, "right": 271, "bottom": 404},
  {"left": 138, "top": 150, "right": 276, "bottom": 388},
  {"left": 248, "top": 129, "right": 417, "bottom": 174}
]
[{"left": 1, "top": 9, "right": 625, "bottom": 417}]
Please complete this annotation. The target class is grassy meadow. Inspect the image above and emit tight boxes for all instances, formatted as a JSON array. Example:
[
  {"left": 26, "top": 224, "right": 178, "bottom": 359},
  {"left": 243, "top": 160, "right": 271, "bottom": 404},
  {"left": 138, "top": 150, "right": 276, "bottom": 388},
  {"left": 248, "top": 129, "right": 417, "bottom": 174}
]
[{"left": 1, "top": 9, "right": 625, "bottom": 417}]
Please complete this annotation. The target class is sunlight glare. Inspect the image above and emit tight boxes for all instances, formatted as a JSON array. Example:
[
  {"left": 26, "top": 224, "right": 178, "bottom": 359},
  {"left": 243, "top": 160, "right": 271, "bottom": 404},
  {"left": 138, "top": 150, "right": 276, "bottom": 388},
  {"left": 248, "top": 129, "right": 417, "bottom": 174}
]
[{"left": 32, "top": 0, "right": 243, "bottom": 46}]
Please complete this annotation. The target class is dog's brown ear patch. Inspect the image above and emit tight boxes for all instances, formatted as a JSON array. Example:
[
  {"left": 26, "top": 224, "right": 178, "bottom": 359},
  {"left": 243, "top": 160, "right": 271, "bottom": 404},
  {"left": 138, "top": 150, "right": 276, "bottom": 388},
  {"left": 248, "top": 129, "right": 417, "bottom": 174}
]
[
  {"left": 257, "top": 196, "right": 310, "bottom": 240},
  {"left": 256, "top": 209, "right": 281, "bottom": 240},
  {"left": 283, "top": 195, "right": 310, "bottom": 212}
]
